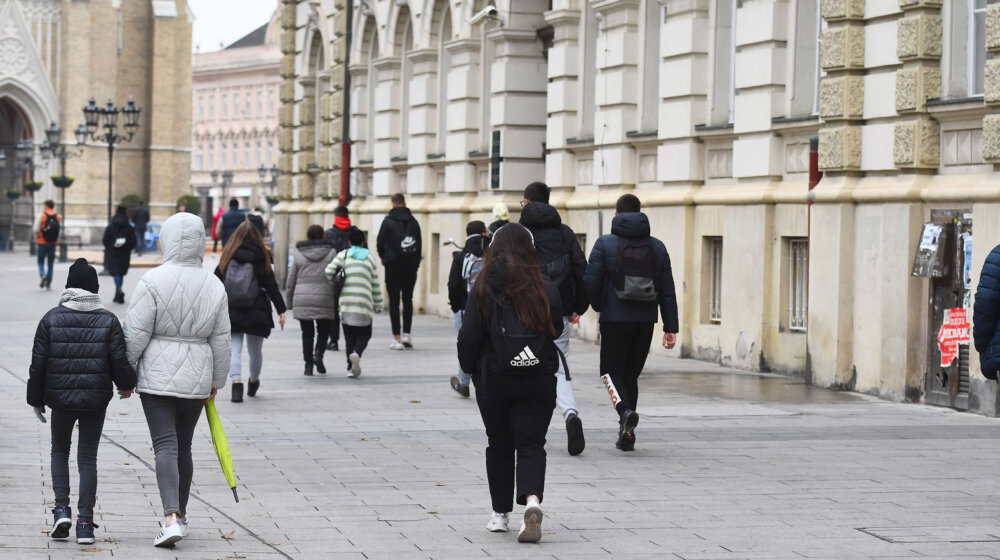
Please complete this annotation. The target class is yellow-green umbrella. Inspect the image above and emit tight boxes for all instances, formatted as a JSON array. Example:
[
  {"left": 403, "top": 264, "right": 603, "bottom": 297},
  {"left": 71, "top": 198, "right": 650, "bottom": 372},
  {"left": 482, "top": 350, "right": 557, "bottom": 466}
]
[{"left": 205, "top": 400, "right": 239, "bottom": 502}]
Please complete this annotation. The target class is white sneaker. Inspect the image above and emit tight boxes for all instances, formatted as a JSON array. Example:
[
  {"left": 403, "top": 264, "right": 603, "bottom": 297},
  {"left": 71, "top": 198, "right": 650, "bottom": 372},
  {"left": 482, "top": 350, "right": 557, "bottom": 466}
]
[
  {"left": 389, "top": 340, "right": 404, "bottom": 351},
  {"left": 178, "top": 516, "right": 188, "bottom": 537},
  {"left": 349, "top": 352, "right": 361, "bottom": 378},
  {"left": 486, "top": 511, "right": 509, "bottom": 532},
  {"left": 153, "top": 521, "right": 184, "bottom": 548},
  {"left": 401, "top": 333, "right": 413, "bottom": 348},
  {"left": 518, "top": 503, "right": 543, "bottom": 543}
]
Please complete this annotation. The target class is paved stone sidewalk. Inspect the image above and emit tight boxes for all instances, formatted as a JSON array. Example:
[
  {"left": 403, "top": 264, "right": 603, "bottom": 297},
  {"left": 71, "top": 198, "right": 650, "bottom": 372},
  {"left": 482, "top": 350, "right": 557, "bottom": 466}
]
[{"left": 1, "top": 252, "right": 999, "bottom": 559}]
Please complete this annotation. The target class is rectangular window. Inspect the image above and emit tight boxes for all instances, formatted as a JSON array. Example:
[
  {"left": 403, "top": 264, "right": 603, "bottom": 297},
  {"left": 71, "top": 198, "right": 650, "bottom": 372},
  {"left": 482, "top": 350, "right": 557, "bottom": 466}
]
[
  {"left": 787, "top": 238, "right": 808, "bottom": 331},
  {"left": 198, "top": 96, "right": 204, "bottom": 121},
  {"left": 267, "top": 140, "right": 274, "bottom": 165},
  {"left": 706, "top": 237, "right": 723, "bottom": 323},
  {"left": 709, "top": 0, "right": 739, "bottom": 125},
  {"left": 244, "top": 142, "right": 250, "bottom": 168},
  {"left": 221, "top": 142, "right": 227, "bottom": 168},
  {"left": 257, "top": 91, "right": 263, "bottom": 116},
  {"left": 231, "top": 144, "right": 237, "bottom": 169},
  {"left": 971, "top": 0, "right": 987, "bottom": 95},
  {"left": 194, "top": 144, "right": 203, "bottom": 171},
  {"left": 209, "top": 96, "right": 215, "bottom": 119},
  {"left": 208, "top": 144, "right": 214, "bottom": 168},
  {"left": 222, "top": 94, "right": 228, "bottom": 120},
  {"left": 269, "top": 91, "right": 275, "bottom": 116},
  {"left": 245, "top": 93, "right": 251, "bottom": 116},
  {"left": 255, "top": 141, "right": 262, "bottom": 166},
  {"left": 234, "top": 93, "right": 240, "bottom": 118}
]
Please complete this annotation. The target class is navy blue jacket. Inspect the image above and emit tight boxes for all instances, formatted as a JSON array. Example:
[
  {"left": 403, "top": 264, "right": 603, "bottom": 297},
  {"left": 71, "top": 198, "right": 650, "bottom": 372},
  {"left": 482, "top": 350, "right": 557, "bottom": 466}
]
[
  {"left": 583, "top": 212, "right": 679, "bottom": 333},
  {"left": 221, "top": 209, "right": 247, "bottom": 246},
  {"left": 974, "top": 243, "right": 1000, "bottom": 379}
]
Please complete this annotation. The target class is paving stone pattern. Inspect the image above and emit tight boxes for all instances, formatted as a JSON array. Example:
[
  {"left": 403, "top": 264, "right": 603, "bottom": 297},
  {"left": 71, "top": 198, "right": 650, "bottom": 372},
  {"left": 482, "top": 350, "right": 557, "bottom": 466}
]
[{"left": 0, "top": 252, "right": 999, "bottom": 559}]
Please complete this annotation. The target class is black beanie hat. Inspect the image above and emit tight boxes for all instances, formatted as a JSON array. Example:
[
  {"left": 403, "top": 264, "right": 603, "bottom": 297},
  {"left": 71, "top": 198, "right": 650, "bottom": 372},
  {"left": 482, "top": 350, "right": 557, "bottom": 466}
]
[{"left": 66, "top": 258, "right": 99, "bottom": 294}]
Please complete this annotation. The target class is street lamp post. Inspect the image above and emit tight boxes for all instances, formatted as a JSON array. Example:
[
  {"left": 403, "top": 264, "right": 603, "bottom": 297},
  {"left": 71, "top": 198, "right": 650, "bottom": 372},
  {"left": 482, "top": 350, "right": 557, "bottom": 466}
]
[
  {"left": 42, "top": 122, "right": 87, "bottom": 262},
  {"left": 81, "top": 97, "right": 141, "bottom": 224}
]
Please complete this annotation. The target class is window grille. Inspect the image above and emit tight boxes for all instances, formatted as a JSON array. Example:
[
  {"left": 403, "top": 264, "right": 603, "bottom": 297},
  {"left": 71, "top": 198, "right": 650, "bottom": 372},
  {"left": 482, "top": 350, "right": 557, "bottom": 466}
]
[
  {"left": 788, "top": 239, "right": 808, "bottom": 331},
  {"left": 707, "top": 237, "right": 723, "bottom": 323}
]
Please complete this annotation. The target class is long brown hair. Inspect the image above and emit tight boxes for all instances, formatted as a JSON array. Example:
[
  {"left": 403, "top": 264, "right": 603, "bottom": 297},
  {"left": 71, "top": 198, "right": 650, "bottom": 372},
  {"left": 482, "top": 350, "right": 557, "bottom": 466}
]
[
  {"left": 475, "top": 223, "right": 557, "bottom": 337},
  {"left": 219, "top": 220, "right": 272, "bottom": 276}
]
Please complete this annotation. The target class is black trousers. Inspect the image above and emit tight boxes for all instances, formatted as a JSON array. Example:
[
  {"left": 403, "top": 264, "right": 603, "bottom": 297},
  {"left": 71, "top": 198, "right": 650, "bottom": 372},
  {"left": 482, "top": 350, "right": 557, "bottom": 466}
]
[
  {"left": 343, "top": 324, "right": 372, "bottom": 368},
  {"left": 384, "top": 263, "right": 418, "bottom": 336},
  {"left": 474, "top": 372, "right": 556, "bottom": 513},
  {"left": 51, "top": 409, "right": 106, "bottom": 521},
  {"left": 299, "top": 319, "right": 332, "bottom": 365},
  {"left": 599, "top": 322, "right": 655, "bottom": 415}
]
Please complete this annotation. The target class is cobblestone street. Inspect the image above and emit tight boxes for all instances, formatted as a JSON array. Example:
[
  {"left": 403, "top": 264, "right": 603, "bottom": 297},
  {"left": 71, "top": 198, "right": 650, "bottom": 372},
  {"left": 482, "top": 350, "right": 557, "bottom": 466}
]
[{"left": 1, "top": 252, "right": 1000, "bottom": 559}]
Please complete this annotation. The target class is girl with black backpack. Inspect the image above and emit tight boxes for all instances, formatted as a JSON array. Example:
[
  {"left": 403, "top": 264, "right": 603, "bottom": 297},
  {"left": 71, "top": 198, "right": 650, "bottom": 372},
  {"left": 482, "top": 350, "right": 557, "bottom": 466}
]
[
  {"left": 457, "top": 223, "right": 564, "bottom": 543},
  {"left": 215, "top": 221, "right": 286, "bottom": 402}
]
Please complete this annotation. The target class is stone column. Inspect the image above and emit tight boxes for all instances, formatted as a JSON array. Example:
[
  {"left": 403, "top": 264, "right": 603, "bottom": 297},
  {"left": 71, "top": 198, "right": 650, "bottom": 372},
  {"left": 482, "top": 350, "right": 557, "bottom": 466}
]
[
  {"left": 371, "top": 57, "right": 401, "bottom": 196},
  {"left": 817, "top": 0, "right": 865, "bottom": 173},
  {"left": 893, "top": 0, "right": 941, "bottom": 169},
  {"left": 442, "top": 39, "right": 480, "bottom": 193},
  {"left": 543, "top": 7, "right": 581, "bottom": 189},
  {"left": 404, "top": 49, "right": 439, "bottom": 194},
  {"left": 983, "top": 2, "right": 1000, "bottom": 160}
]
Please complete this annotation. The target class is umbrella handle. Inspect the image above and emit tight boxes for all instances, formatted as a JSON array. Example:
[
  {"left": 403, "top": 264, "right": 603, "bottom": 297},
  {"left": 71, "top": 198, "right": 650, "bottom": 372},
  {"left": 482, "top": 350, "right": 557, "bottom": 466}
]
[{"left": 232, "top": 487, "right": 239, "bottom": 503}]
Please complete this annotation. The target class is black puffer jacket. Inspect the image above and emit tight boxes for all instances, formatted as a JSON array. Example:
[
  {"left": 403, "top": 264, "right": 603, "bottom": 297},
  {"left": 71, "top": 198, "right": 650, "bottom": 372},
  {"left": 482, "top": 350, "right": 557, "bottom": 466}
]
[
  {"left": 27, "top": 305, "right": 136, "bottom": 411},
  {"left": 215, "top": 240, "right": 287, "bottom": 338},
  {"left": 519, "top": 202, "right": 589, "bottom": 317},
  {"left": 447, "top": 234, "right": 489, "bottom": 312}
]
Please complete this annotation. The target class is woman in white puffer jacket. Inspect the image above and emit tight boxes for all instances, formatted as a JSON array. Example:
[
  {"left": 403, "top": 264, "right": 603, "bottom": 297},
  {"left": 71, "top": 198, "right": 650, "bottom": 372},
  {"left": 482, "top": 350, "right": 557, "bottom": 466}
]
[{"left": 123, "top": 212, "right": 231, "bottom": 548}]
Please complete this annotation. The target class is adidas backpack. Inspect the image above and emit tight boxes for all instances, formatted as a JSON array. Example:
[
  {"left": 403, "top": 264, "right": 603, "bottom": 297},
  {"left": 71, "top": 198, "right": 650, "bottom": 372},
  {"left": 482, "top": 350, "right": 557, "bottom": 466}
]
[{"left": 485, "top": 299, "right": 559, "bottom": 376}]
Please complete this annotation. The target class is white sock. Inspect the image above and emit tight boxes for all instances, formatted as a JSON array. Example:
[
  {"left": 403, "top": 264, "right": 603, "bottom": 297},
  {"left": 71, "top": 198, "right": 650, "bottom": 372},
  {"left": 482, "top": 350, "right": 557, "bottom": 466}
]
[{"left": 526, "top": 496, "right": 540, "bottom": 508}]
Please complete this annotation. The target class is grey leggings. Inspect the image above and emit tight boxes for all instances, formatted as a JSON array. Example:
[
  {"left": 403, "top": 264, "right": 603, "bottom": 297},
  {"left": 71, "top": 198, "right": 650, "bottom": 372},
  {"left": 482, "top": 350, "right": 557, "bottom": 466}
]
[
  {"left": 51, "top": 409, "right": 106, "bottom": 521},
  {"left": 140, "top": 393, "right": 204, "bottom": 517},
  {"left": 230, "top": 332, "right": 264, "bottom": 382}
]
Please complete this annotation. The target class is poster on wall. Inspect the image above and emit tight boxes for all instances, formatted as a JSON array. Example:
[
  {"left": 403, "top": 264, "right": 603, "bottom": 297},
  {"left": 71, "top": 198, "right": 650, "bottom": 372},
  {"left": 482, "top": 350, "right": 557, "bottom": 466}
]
[
  {"left": 937, "top": 308, "right": 971, "bottom": 368},
  {"left": 912, "top": 222, "right": 952, "bottom": 278},
  {"left": 963, "top": 233, "right": 973, "bottom": 290}
]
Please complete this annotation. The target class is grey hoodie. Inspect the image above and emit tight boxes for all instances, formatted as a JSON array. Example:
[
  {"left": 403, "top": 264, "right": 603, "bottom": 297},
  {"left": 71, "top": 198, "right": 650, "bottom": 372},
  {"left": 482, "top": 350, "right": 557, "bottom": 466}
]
[{"left": 286, "top": 239, "right": 339, "bottom": 320}]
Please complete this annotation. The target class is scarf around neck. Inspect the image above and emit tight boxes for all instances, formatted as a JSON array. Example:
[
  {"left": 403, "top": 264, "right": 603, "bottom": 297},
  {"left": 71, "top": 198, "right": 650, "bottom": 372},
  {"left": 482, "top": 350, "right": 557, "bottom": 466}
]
[{"left": 59, "top": 288, "right": 105, "bottom": 312}]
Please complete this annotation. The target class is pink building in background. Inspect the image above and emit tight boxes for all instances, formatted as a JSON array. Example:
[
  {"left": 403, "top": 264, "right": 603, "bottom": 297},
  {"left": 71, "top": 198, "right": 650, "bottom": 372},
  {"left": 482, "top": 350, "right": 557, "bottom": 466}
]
[{"left": 191, "top": 5, "right": 280, "bottom": 219}]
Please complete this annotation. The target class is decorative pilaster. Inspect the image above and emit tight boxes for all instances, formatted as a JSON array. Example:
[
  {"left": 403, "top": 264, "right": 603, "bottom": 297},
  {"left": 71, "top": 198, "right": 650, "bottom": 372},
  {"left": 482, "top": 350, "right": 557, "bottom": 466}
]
[
  {"left": 543, "top": 8, "right": 581, "bottom": 188},
  {"left": 983, "top": 3, "right": 1000, "bottom": 160},
  {"left": 818, "top": 0, "right": 864, "bottom": 172},
  {"left": 591, "top": 0, "right": 640, "bottom": 188},
  {"left": 894, "top": 0, "right": 942, "bottom": 169},
  {"left": 371, "top": 57, "right": 402, "bottom": 196},
  {"left": 278, "top": 0, "right": 297, "bottom": 199}
]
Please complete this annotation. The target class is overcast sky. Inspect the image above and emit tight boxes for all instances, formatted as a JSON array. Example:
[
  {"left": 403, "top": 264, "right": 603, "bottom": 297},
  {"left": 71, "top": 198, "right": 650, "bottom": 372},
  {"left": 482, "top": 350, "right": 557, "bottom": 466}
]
[{"left": 188, "top": 0, "right": 278, "bottom": 53}]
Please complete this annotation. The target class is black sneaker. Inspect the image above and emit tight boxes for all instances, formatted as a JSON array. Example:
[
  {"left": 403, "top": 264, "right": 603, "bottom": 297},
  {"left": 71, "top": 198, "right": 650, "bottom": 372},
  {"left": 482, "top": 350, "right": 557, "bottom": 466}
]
[
  {"left": 314, "top": 354, "right": 327, "bottom": 374},
  {"left": 231, "top": 383, "right": 243, "bottom": 403},
  {"left": 616, "top": 410, "right": 639, "bottom": 452},
  {"left": 247, "top": 378, "right": 259, "bottom": 397},
  {"left": 304, "top": 364, "right": 314, "bottom": 376},
  {"left": 76, "top": 520, "right": 98, "bottom": 545},
  {"left": 450, "top": 377, "right": 470, "bottom": 398},
  {"left": 327, "top": 340, "right": 339, "bottom": 351},
  {"left": 566, "top": 413, "right": 585, "bottom": 456},
  {"left": 51, "top": 505, "right": 72, "bottom": 540}
]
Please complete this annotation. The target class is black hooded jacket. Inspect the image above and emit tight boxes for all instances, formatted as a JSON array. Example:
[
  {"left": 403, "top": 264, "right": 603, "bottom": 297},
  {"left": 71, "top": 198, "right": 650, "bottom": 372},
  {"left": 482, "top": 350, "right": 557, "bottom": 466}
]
[
  {"left": 102, "top": 213, "right": 136, "bottom": 277},
  {"left": 27, "top": 305, "right": 137, "bottom": 411},
  {"left": 447, "top": 234, "right": 489, "bottom": 312},
  {"left": 376, "top": 206, "right": 422, "bottom": 268},
  {"left": 214, "top": 240, "right": 287, "bottom": 338},
  {"left": 583, "top": 212, "right": 678, "bottom": 332},
  {"left": 518, "top": 202, "right": 589, "bottom": 317}
]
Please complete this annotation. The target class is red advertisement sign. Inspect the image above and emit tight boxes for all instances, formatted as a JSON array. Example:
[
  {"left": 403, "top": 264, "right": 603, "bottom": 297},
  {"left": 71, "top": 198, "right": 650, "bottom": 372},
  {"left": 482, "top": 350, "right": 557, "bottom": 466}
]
[{"left": 937, "top": 308, "right": 971, "bottom": 368}]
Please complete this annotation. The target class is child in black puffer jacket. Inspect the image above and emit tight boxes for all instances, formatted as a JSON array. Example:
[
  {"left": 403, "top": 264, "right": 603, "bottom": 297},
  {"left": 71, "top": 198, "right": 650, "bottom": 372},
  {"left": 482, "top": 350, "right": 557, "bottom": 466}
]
[{"left": 26, "top": 259, "right": 137, "bottom": 545}]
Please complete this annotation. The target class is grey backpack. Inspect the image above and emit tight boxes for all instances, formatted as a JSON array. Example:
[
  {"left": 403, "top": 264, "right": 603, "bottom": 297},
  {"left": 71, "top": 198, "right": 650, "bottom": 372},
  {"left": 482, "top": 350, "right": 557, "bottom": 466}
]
[
  {"left": 612, "top": 237, "right": 658, "bottom": 302},
  {"left": 224, "top": 261, "right": 259, "bottom": 308}
]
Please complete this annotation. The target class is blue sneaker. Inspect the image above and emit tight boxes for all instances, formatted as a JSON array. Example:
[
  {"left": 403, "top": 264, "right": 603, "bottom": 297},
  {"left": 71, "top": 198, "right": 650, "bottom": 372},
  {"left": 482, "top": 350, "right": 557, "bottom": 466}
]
[
  {"left": 51, "top": 506, "right": 72, "bottom": 540},
  {"left": 76, "top": 520, "right": 98, "bottom": 545}
]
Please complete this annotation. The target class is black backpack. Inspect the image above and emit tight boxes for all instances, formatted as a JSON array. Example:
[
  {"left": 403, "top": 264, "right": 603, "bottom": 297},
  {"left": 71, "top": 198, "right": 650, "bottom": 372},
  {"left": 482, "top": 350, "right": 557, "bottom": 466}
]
[
  {"left": 224, "top": 261, "right": 260, "bottom": 308},
  {"left": 399, "top": 219, "right": 420, "bottom": 258},
  {"left": 613, "top": 237, "right": 658, "bottom": 302},
  {"left": 484, "top": 299, "right": 561, "bottom": 377},
  {"left": 41, "top": 213, "right": 60, "bottom": 243}
]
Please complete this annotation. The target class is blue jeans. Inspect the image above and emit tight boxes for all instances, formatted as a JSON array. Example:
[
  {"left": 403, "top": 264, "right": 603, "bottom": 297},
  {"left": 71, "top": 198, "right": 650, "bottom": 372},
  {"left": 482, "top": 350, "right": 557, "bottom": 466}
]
[
  {"left": 37, "top": 244, "right": 56, "bottom": 286},
  {"left": 453, "top": 311, "right": 471, "bottom": 387}
]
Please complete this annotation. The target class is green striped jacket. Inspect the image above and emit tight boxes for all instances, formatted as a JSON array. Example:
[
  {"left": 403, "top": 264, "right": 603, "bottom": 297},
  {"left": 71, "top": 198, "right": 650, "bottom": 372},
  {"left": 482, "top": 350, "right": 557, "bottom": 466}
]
[{"left": 325, "top": 248, "right": 384, "bottom": 319}]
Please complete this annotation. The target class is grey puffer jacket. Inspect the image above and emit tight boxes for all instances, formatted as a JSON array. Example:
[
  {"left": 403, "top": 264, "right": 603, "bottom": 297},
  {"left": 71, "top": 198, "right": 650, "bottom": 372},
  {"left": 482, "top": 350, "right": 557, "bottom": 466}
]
[
  {"left": 286, "top": 239, "right": 338, "bottom": 320},
  {"left": 124, "top": 213, "right": 232, "bottom": 399}
]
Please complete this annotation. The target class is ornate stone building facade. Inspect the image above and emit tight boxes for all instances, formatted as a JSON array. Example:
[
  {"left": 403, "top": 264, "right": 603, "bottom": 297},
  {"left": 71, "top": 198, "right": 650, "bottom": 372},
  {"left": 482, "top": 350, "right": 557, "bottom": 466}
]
[
  {"left": 0, "top": 0, "right": 192, "bottom": 242},
  {"left": 278, "top": 0, "right": 1000, "bottom": 415},
  {"left": 191, "top": 6, "right": 281, "bottom": 218}
]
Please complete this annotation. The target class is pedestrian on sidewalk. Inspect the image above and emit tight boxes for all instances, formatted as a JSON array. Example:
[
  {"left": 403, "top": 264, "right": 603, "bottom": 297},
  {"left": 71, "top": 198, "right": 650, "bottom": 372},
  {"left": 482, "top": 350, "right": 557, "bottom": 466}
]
[
  {"left": 131, "top": 200, "right": 150, "bottom": 256},
  {"left": 376, "top": 193, "right": 421, "bottom": 350},
  {"left": 488, "top": 202, "right": 509, "bottom": 235},
  {"left": 326, "top": 227, "right": 382, "bottom": 378},
  {"left": 519, "top": 181, "right": 589, "bottom": 456},
  {"left": 35, "top": 199, "right": 60, "bottom": 290},
  {"left": 215, "top": 221, "right": 286, "bottom": 402},
  {"left": 211, "top": 206, "right": 224, "bottom": 254},
  {"left": 324, "top": 205, "right": 353, "bottom": 351},
  {"left": 286, "top": 225, "right": 338, "bottom": 376},
  {"left": 102, "top": 205, "right": 136, "bottom": 304},
  {"left": 27, "top": 258, "right": 137, "bottom": 546},
  {"left": 447, "top": 220, "right": 490, "bottom": 397},
  {"left": 583, "top": 194, "right": 678, "bottom": 451},
  {"left": 123, "top": 213, "right": 231, "bottom": 548},
  {"left": 215, "top": 199, "right": 247, "bottom": 248},
  {"left": 458, "top": 223, "right": 563, "bottom": 543}
]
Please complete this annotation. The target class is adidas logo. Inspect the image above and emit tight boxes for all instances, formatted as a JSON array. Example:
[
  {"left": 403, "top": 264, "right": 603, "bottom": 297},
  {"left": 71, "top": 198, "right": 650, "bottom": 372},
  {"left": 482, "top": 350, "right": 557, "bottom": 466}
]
[{"left": 510, "top": 346, "right": 540, "bottom": 367}]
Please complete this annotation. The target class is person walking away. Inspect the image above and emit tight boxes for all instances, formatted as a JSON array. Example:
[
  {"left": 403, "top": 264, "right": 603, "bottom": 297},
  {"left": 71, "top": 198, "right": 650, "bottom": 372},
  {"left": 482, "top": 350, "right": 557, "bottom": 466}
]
[
  {"left": 123, "top": 213, "right": 231, "bottom": 547},
  {"left": 27, "top": 258, "right": 137, "bottom": 545},
  {"left": 489, "top": 202, "right": 509, "bottom": 235},
  {"left": 326, "top": 227, "right": 382, "bottom": 378},
  {"left": 286, "top": 225, "right": 338, "bottom": 376},
  {"left": 131, "top": 200, "right": 150, "bottom": 256},
  {"left": 518, "top": 182, "right": 589, "bottom": 456},
  {"left": 973, "top": 242, "right": 1000, "bottom": 382},
  {"left": 215, "top": 221, "right": 286, "bottom": 402},
  {"left": 457, "top": 223, "right": 563, "bottom": 543},
  {"left": 35, "top": 199, "right": 60, "bottom": 290},
  {"left": 215, "top": 199, "right": 247, "bottom": 248},
  {"left": 325, "top": 205, "right": 353, "bottom": 351},
  {"left": 583, "top": 194, "right": 678, "bottom": 451},
  {"left": 211, "top": 207, "right": 224, "bottom": 253},
  {"left": 376, "top": 193, "right": 422, "bottom": 350},
  {"left": 102, "top": 206, "right": 136, "bottom": 304},
  {"left": 447, "top": 220, "right": 490, "bottom": 397}
]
